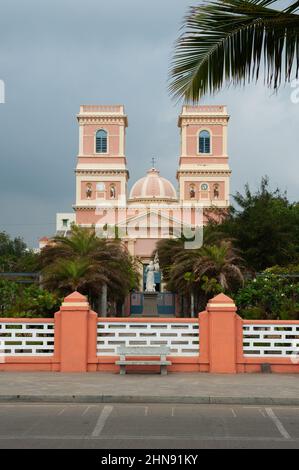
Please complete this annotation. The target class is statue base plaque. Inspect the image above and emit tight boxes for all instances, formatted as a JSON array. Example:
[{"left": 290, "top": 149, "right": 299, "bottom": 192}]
[{"left": 143, "top": 292, "right": 158, "bottom": 317}]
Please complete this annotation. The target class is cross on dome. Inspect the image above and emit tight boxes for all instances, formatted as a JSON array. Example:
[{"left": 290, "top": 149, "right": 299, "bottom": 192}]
[{"left": 151, "top": 157, "right": 157, "bottom": 169}]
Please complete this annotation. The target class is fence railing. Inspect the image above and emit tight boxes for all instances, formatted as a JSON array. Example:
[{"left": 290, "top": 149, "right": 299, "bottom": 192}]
[
  {"left": 97, "top": 319, "right": 199, "bottom": 356},
  {"left": 0, "top": 319, "right": 55, "bottom": 356},
  {"left": 243, "top": 322, "right": 299, "bottom": 357},
  {"left": 0, "top": 292, "right": 299, "bottom": 373}
]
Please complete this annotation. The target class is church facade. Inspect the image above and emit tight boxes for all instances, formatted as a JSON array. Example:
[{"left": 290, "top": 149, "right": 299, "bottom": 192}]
[{"left": 55, "top": 104, "right": 231, "bottom": 313}]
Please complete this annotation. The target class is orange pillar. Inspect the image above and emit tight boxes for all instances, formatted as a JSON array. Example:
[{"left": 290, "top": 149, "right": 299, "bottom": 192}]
[
  {"left": 207, "top": 293, "right": 238, "bottom": 374},
  {"left": 55, "top": 291, "right": 93, "bottom": 372}
]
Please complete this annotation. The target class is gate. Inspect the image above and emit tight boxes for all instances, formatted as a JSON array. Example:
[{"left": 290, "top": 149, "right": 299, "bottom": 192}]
[
  {"left": 157, "top": 292, "right": 175, "bottom": 315},
  {"left": 130, "top": 292, "right": 143, "bottom": 314}
]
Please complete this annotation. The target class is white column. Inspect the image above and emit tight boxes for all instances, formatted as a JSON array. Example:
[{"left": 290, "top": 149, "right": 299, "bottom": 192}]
[
  {"left": 79, "top": 125, "right": 84, "bottom": 155},
  {"left": 119, "top": 125, "right": 125, "bottom": 156},
  {"left": 181, "top": 125, "right": 187, "bottom": 156}
]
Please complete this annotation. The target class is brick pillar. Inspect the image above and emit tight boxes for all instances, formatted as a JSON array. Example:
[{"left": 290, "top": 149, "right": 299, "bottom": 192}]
[
  {"left": 54, "top": 291, "right": 96, "bottom": 372},
  {"left": 207, "top": 293, "right": 238, "bottom": 373}
]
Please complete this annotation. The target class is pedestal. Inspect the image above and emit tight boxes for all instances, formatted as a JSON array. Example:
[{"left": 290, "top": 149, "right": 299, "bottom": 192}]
[{"left": 143, "top": 292, "right": 158, "bottom": 317}]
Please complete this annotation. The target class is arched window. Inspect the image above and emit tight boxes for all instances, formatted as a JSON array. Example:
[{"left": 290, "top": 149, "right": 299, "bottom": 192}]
[
  {"left": 199, "top": 130, "right": 211, "bottom": 154},
  {"left": 96, "top": 129, "right": 107, "bottom": 153}
]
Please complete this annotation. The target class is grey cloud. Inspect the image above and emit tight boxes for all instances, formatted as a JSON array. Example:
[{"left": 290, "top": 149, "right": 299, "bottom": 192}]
[{"left": 0, "top": 0, "right": 298, "bottom": 247}]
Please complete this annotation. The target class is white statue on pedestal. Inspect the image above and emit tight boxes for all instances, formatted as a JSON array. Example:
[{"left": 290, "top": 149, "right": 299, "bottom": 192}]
[{"left": 145, "top": 253, "right": 160, "bottom": 293}]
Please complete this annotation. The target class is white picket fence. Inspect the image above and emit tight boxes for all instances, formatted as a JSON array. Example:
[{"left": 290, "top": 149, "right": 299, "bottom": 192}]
[
  {"left": 97, "top": 321, "right": 199, "bottom": 356},
  {"left": 243, "top": 323, "right": 299, "bottom": 357},
  {"left": 0, "top": 322, "right": 55, "bottom": 356}
]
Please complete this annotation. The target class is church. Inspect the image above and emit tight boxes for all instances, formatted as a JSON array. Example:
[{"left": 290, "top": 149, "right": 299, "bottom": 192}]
[{"left": 52, "top": 104, "right": 231, "bottom": 315}]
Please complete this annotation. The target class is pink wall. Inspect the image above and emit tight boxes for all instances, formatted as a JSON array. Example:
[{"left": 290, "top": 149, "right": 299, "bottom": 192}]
[
  {"left": 83, "top": 124, "right": 121, "bottom": 156},
  {"left": 81, "top": 181, "right": 121, "bottom": 200},
  {"left": 1, "top": 293, "right": 299, "bottom": 374},
  {"left": 184, "top": 181, "right": 225, "bottom": 200},
  {"left": 185, "top": 124, "right": 224, "bottom": 157},
  {"left": 134, "top": 238, "right": 159, "bottom": 257}
]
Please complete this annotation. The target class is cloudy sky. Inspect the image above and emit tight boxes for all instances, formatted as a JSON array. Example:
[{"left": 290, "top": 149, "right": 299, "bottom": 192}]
[{"left": 0, "top": 0, "right": 298, "bottom": 247}]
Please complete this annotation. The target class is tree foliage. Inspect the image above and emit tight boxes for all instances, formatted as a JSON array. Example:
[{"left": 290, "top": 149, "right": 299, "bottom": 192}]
[
  {"left": 234, "top": 272, "right": 299, "bottom": 319},
  {"left": 0, "top": 231, "right": 39, "bottom": 272},
  {"left": 39, "top": 225, "right": 139, "bottom": 303},
  {"left": 215, "top": 177, "right": 299, "bottom": 270},
  {"left": 0, "top": 280, "right": 61, "bottom": 318}
]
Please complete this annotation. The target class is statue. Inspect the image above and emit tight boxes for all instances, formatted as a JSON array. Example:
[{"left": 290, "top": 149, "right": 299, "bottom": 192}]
[
  {"left": 86, "top": 183, "right": 92, "bottom": 199},
  {"left": 110, "top": 185, "right": 116, "bottom": 199},
  {"left": 189, "top": 186, "right": 196, "bottom": 199},
  {"left": 213, "top": 184, "right": 219, "bottom": 199},
  {"left": 154, "top": 252, "right": 160, "bottom": 272},
  {"left": 145, "top": 254, "right": 160, "bottom": 292}
]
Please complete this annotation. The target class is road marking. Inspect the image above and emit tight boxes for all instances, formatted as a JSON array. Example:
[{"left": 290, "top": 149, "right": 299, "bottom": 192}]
[
  {"left": 82, "top": 406, "right": 92, "bottom": 416},
  {"left": 91, "top": 406, "right": 113, "bottom": 437},
  {"left": 0, "top": 434, "right": 299, "bottom": 442},
  {"left": 171, "top": 407, "right": 175, "bottom": 417},
  {"left": 231, "top": 408, "right": 237, "bottom": 418},
  {"left": 265, "top": 407, "right": 291, "bottom": 440},
  {"left": 259, "top": 409, "right": 266, "bottom": 418},
  {"left": 144, "top": 406, "right": 148, "bottom": 416},
  {"left": 57, "top": 408, "right": 65, "bottom": 416}
]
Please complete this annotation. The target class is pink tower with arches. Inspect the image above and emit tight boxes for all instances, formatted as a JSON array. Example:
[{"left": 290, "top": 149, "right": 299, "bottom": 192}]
[{"left": 55, "top": 104, "right": 231, "bottom": 305}]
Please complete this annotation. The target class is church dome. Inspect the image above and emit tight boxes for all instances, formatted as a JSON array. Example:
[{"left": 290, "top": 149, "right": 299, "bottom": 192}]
[{"left": 129, "top": 168, "right": 177, "bottom": 202}]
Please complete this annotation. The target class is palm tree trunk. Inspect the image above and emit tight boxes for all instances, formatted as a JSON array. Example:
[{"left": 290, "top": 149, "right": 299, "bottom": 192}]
[
  {"left": 101, "top": 283, "right": 107, "bottom": 317},
  {"left": 190, "top": 291, "right": 195, "bottom": 318}
]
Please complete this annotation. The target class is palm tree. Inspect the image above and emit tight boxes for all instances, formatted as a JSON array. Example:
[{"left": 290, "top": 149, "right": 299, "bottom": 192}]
[
  {"left": 42, "top": 259, "right": 106, "bottom": 293},
  {"left": 193, "top": 240, "right": 244, "bottom": 291},
  {"left": 169, "top": 0, "right": 299, "bottom": 101},
  {"left": 39, "top": 225, "right": 139, "bottom": 315},
  {"left": 157, "top": 236, "right": 244, "bottom": 315}
]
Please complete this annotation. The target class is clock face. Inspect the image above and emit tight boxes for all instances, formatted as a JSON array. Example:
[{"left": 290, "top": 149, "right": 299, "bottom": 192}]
[
  {"left": 96, "top": 182, "right": 105, "bottom": 191},
  {"left": 201, "top": 183, "right": 208, "bottom": 191}
]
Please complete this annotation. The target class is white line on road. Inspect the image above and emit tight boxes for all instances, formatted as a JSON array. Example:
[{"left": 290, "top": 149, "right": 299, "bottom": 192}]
[
  {"left": 265, "top": 407, "right": 291, "bottom": 440},
  {"left": 144, "top": 406, "right": 148, "bottom": 416},
  {"left": 171, "top": 407, "right": 175, "bottom": 417},
  {"left": 231, "top": 408, "right": 237, "bottom": 418},
  {"left": 91, "top": 406, "right": 113, "bottom": 437},
  {"left": 57, "top": 408, "right": 66, "bottom": 416},
  {"left": 82, "top": 406, "right": 92, "bottom": 416}
]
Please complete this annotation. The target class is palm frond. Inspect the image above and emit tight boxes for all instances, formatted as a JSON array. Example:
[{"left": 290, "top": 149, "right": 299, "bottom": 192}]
[{"left": 169, "top": 0, "right": 299, "bottom": 101}]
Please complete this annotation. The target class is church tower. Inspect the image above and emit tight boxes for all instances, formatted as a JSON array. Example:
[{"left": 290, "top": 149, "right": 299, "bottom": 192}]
[
  {"left": 177, "top": 105, "right": 231, "bottom": 213},
  {"left": 74, "top": 105, "right": 129, "bottom": 226}
]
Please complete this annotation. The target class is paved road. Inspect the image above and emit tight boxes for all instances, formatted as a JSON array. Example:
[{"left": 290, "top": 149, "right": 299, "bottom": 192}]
[{"left": 0, "top": 403, "right": 299, "bottom": 449}]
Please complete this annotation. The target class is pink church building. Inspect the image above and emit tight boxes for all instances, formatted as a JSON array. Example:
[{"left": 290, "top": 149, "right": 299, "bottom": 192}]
[{"left": 54, "top": 104, "right": 231, "bottom": 314}]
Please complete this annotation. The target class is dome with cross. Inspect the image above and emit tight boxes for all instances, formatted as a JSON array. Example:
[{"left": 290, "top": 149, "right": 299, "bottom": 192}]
[{"left": 129, "top": 167, "right": 177, "bottom": 202}]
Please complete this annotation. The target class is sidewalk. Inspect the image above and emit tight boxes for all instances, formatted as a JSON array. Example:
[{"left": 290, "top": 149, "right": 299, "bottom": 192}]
[{"left": 0, "top": 372, "right": 298, "bottom": 405}]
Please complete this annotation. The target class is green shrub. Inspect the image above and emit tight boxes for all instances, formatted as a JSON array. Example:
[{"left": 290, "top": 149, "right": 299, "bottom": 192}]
[
  {"left": 234, "top": 273, "right": 299, "bottom": 320},
  {"left": 0, "top": 280, "right": 61, "bottom": 318}
]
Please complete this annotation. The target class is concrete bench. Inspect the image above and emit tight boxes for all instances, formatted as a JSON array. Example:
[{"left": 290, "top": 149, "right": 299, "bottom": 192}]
[{"left": 116, "top": 346, "right": 172, "bottom": 375}]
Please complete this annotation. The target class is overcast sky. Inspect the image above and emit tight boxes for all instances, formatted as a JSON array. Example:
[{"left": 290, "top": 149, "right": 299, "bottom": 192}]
[{"left": 0, "top": 0, "right": 298, "bottom": 247}]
